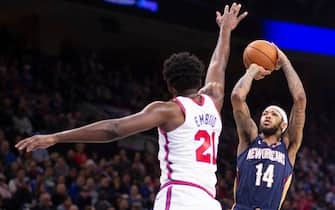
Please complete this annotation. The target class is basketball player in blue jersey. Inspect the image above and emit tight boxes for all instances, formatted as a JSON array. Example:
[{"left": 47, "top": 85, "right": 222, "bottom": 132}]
[
  {"left": 16, "top": 3, "right": 248, "bottom": 210},
  {"left": 230, "top": 47, "right": 306, "bottom": 210}
]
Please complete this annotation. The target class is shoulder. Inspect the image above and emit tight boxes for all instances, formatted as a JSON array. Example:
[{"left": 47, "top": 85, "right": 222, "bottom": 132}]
[
  {"left": 198, "top": 82, "right": 224, "bottom": 111},
  {"left": 144, "top": 101, "right": 185, "bottom": 132},
  {"left": 199, "top": 82, "right": 224, "bottom": 98},
  {"left": 145, "top": 100, "right": 179, "bottom": 110},
  {"left": 143, "top": 101, "right": 183, "bottom": 118}
]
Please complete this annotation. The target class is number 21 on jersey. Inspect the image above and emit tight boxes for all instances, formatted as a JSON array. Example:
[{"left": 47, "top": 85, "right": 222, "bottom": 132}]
[{"left": 194, "top": 130, "right": 216, "bottom": 164}]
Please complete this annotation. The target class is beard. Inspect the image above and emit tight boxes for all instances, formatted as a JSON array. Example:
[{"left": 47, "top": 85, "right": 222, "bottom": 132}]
[{"left": 259, "top": 125, "right": 280, "bottom": 136}]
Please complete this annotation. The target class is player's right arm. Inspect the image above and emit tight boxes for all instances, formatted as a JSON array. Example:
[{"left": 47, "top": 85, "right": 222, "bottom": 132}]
[
  {"left": 15, "top": 102, "right": 177, "bottom": 152},
  {"left": 202, "top": 3, "right": 247, "bottom": 111},
  {"left": 231, "top": 64, "right": 270, "bottom": 155}
]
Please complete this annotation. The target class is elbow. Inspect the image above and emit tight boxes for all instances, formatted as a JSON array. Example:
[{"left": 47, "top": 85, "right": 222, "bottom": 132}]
[
  {"left": 294, "top": 92, "right": 307, "bottom": 106},
  {"left": 109, "top": 127, "right": 120, "bottom": 140},
  {"left": 106, "top": 120, "right": 121, "bottom": 140},
  {"left": 231, "top": 89, "right": 245, "bottom": 104},
  {"left": 209, "top": 59, "right": 227, "bottom": 69}
]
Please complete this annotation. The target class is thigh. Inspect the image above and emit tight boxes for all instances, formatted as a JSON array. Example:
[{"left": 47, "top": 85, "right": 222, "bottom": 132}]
[{"left": 153, "top": 185, "right": 222, "bottom": 210}]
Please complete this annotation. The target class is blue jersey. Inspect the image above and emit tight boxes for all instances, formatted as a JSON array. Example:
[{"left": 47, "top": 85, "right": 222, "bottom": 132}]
[{"left": 233, "top": 136, "right": 293, "bottom": 210}]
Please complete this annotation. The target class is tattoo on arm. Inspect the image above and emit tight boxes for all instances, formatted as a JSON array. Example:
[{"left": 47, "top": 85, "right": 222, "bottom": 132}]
[
  {"left": 231, "top": 72, "right": 258, "bottom": 153},
  {"left": 282, "top": 62, "right": 306, "bottom": 102},
  {"left": 282, "top": 61, "right": 306, "bottom": 165}
]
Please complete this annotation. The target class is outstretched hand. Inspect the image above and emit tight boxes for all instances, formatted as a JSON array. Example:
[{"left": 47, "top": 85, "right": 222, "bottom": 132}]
[
  {"left": 216, "top": 2, "right": 248, "bottom": 31},
  {"left": 15, "top": 134, "right": 57, "bottom": 152}
]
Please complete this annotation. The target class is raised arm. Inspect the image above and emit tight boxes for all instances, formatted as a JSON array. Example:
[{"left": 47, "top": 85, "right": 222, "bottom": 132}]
[
  {"left": 202, "top": 3, "right": 247, "bottom": 111},
  {"left": 231, "top": 64, "right": 270, "bottom": 155},
  {"left": 277, "top": 48, "right": 306, "bottom": 166},
  {"left": 15, "top": 102, "right": 176, "bottom": 152}
]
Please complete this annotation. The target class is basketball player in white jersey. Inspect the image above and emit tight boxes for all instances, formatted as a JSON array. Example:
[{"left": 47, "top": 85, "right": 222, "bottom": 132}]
[{"left": 16, "top": 3, "right": 247, "bottom": 210}]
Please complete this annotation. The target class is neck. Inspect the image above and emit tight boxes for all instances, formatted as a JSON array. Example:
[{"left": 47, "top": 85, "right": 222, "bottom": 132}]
[
  {"left": 260, "top": 133, "right": 280, "bottom": 145},
  {"left": 177, "top": 89, "right": 199, "bottom": 97}
]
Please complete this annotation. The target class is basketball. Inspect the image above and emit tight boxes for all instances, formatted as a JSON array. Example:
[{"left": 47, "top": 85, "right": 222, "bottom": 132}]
[{"left": 243, "top": 40, "right": 278, "bottom": 71}]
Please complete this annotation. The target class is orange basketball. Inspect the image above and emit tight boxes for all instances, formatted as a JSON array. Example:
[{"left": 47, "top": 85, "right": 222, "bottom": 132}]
[{"left": 243, "top": 40, "right": 278, "bottom": 71}]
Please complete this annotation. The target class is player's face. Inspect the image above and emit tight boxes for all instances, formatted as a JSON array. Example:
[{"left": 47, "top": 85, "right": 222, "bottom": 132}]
[{"left": 259, "top": 108, "right": 283, "bottom": 135}]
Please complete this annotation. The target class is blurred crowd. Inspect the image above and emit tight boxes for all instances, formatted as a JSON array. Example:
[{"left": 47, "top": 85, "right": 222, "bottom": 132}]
[{"left": 0, "top": 26, "right": 335, "bottom": 210}]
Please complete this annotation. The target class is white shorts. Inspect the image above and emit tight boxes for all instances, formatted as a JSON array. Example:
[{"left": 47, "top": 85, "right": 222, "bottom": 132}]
[{"left": 153, "top": 183, "right": 222, "bottom": 210}]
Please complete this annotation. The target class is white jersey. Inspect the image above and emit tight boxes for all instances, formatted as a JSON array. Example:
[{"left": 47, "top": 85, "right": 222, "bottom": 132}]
[{"left": 158, "top": 94, "right": 222, "bottom": 197}]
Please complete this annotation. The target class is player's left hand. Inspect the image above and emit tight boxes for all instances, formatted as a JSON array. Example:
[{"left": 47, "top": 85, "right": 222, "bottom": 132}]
[
  {"left": 216, "top": 2, "right": 248, "bottom": 31},
  {"left": 15, "top": 134, "right": 57, "bottom": 152},
  {"left": 273, "top": 44, "right": 289, "bottom": 70}
]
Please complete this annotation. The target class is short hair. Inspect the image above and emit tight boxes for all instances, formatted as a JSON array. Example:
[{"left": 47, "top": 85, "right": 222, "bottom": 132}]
[{"left": 162, "top": 52, "right": 205, "bottom": 92}]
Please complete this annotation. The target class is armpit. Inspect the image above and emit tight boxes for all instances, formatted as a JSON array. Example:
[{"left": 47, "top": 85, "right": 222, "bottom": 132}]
[{"left": 198, "top": 82, "right": 224, "bottom": 100}]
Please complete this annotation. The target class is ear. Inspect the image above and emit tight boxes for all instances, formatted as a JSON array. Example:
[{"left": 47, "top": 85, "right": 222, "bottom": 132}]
[
  {"left": 167, "top": 84, "right": 177, "bottom": 96},
  {"left": 281, "top": 122, "right": 288, "bottom": 133},
  {"left": 198, "top": 79, "right": 202, "bottom": 88}
]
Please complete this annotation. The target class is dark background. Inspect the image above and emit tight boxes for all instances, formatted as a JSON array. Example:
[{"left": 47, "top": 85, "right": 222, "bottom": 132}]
[{"left": 0, "top": 0, "right": 334, "bottom": 209}]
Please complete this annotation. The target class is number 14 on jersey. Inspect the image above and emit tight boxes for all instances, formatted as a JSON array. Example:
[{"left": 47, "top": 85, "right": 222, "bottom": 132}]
[{"left": 255, "top": 163, "right": 274, "bottom": 188}]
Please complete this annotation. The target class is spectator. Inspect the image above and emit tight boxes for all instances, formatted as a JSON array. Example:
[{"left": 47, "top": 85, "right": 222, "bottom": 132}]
[
  {"left": 12, "top": 106, "right": 33, "bottom": 135},
  {"left": 32, "top": 148, "right": 50, "bottom": 163},
  {"left": 117, "top": 194, "right": 129, "bottom": 210},
  {"left": 53, "top": 183, "right": 68, "bottom": 206},
  {"left": 8, "top": 168, "right": 28, "bottom": 194},
  {"left": 0, "top": 173, "right": 11, "bottom": 199},
  {"left": 128, "top": 184, "right": 142, "bottom": 206},
  {"left": 57, "top": 196, "right": 73, "bottom": 210},
  {"left": 325, "top": 186, "right": 335, "bottom": 207},
  {"left": 69, "top": 175, "right": 86, "bottom": 202},
  {"left": 55, "top": 157, "right": 70, "bottom": 177},
  {"left": 73, "top": 144, "right": 88, "bottom": 167},
  {"left": 85, "top": 177, "right": 98, "bottom": 205},
  {"left": 76, "top": 186, "right": 92, "bottom": 210},
  {"left": 34, "top": 192, "right": 55, "bottom": 210},
  {"left": 0, "top": 140, "right": 16, "bottom": 164}
]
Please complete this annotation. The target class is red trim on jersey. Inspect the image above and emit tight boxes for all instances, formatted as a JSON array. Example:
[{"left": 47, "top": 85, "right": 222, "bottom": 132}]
[
  {"left": 160, "top": 180, "right": 215, "bottom": 198},
  {"left": 165, "top": 186, "right": 172, "bottom": 210},
  {"left": 159, "top": 129, "right": 173, "bottom": 180},
  {"left": 173, "top": 97, "right": 186, "bottom": 118},
  {"left": 211, "top": 132, "right": 216, "bottom": 164},
  {"left": 189, "top": 94, "right": 205, "bottom": 106},
  {"left": 206, "top": 94, "right": 221, "bottom": 113}
]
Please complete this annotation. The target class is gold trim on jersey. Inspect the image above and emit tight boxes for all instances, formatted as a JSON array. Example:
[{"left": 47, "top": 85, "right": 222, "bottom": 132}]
[
  {"left": 232, "top": 169, "right": 238, "bottom": 210},
  {"left": 279, "top": 174, "right": 292, "bottom": 209}
]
